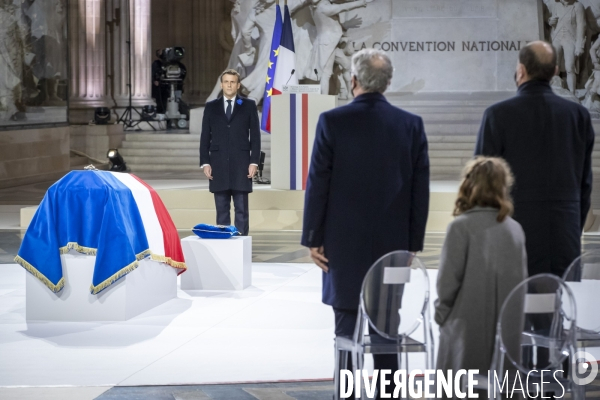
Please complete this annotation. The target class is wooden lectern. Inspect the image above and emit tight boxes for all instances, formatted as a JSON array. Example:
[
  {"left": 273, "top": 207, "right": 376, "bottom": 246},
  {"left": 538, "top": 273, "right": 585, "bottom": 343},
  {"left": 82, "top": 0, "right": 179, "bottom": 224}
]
[{"left": 270, "top": 93, "right": 337, "bottom": 190}]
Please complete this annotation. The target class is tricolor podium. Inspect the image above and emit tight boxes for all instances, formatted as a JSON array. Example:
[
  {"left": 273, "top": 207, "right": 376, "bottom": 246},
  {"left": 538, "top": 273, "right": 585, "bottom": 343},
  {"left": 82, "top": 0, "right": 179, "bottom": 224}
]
[{"left": 271, "top": 94, "right": 337, "bottom": 190}]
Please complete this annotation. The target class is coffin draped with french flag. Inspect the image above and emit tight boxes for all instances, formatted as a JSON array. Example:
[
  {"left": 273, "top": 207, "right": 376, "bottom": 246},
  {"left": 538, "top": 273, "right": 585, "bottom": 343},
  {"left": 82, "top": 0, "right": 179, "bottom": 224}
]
[{"left": 15, "top": 170, "right": 186, "bottom": 294}]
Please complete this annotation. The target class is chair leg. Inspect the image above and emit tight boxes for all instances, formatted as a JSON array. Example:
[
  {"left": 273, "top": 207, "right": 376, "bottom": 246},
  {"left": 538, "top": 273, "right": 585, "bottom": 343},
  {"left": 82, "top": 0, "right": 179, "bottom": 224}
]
[
  {"left": 356, "top": 350, "right": 364, "bottom": 399},
  {"left": 334, "top": 342, "right": 341, "bottom": 400}
]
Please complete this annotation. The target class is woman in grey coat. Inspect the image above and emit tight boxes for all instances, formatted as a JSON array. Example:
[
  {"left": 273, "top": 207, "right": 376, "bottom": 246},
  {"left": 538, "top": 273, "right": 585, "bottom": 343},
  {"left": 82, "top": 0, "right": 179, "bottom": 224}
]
[{"left": 435, "top": 157, "right": 528, "bottom": 387}]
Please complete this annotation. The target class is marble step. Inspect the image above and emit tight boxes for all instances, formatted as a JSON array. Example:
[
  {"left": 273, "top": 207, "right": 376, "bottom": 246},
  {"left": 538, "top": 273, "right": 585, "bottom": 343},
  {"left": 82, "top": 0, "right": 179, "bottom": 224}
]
[
  {"left": 429, "top": 150, "right": 475, "bottom": 158},
  {"left": 125, "top": 133, "right": 200, "bottom": 142},
  {"left": 424, "top": 122, "right": 480, "bottom": 135},
  {"left": 428, "top": 142, "right": 475, "bottom": 150}
]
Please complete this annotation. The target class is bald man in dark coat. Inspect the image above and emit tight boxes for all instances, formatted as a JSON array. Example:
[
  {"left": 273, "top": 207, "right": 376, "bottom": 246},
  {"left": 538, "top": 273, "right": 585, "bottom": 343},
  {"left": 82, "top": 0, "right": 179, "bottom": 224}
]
[{"left": 475, "top": 41, "right": 594, "bottom": 277}]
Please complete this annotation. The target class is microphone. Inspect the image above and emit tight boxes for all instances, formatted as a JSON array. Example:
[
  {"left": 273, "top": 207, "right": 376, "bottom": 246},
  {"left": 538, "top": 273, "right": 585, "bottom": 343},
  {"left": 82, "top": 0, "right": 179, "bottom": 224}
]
[
  {"left": 314, "top": 69, "right": 319, "bottom": 81},
  {"left": 285, "top": 69, "right": 296, "bottom": 85}
]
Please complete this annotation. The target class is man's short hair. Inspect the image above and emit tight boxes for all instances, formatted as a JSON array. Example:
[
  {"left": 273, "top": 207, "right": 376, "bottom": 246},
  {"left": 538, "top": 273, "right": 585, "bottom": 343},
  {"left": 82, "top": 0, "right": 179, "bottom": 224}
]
[
  {"left": 220, "top": 69, "right": 241, "bottom": 83},
  {"left": 519, "top": 43, "right": 557, "bottom": 82},
  {"left": 351, "top": 49, "right": 393, "bottom": 93}
]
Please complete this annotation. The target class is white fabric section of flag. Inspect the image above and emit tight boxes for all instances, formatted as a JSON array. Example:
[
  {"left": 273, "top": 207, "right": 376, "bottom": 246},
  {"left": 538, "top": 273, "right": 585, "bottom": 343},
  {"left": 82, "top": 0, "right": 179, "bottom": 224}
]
[
  {"left": 295, "top": 96, "right": 303, "bottom": 189},
  {"left": 273, "top": 46, "right": 298, "bottom": 91},
  {"left": 108, "top": 172, "right": 165, "bottom": 255}
]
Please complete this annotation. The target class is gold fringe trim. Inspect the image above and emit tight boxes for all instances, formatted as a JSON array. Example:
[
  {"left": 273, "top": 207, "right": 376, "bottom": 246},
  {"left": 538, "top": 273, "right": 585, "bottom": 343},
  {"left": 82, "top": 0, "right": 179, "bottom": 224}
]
[
  {"left": 59, "top": 242, "right": 97, "bottom": 256},
  {"left": 89, "top": 248, "right": 151, "bottom": 295},
  {"left": 14, "top": 255, "right": 65, "bottom": 293},
  {"left": 150, "top": 253, "right": 187, "bottom": 271}
]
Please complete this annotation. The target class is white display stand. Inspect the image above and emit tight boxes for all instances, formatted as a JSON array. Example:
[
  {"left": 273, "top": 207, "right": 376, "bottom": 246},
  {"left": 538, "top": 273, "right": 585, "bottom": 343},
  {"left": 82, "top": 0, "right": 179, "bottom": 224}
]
[
  {"left": 180, "top": 236, "right": 252, "bottom": 290},
  {"left": 26, "top": 250, "right": 178, "bottom": 321},
  {"left": 189, "top": 107, "right": 205, "bottom": 134}
]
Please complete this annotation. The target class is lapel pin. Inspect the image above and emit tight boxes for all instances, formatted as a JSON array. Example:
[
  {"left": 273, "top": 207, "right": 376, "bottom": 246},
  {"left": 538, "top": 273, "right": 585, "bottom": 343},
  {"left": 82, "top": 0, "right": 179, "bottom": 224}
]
[{"left": 236, "top": 99, "right": 243, "bottom": 105}]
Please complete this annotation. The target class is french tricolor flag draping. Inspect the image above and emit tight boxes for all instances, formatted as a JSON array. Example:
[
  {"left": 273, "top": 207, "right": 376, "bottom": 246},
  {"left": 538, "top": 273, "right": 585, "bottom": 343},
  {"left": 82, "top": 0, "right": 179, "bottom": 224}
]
[
  {"left": 15, "top": 170, "right": 186, "bottom": 294},
  {"left": 260, "top": 2, "right": 283, "bottom": 133}
]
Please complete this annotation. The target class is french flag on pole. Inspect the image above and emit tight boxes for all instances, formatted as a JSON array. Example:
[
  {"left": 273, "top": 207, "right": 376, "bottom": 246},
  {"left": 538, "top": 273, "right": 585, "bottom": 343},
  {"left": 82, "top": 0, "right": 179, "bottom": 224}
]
[
  {"left": 260, "top": 2, "right": 283, "bottom": 133},
  {"left": 273, "top": 3, "right": 298, "bottom": 94}
]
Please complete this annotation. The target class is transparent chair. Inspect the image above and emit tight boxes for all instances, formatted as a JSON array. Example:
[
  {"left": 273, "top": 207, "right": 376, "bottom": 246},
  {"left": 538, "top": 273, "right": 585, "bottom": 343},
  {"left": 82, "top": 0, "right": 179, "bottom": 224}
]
[
  {"left": 470, "top": 273, "right": 581, "bottom": 400},
  {"left": 563, "top": 250, "right": 600, "bottom": 349},
  {"left": 333, "top": 250, "right": 434, "bottom": 400}
]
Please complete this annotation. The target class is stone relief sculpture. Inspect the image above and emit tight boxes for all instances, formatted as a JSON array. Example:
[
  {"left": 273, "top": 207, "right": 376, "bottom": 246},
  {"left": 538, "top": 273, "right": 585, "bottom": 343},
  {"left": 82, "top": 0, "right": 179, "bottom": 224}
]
[
  {"left": 547, "top": 0, "right": 586, "bottom": 93},
  {"left": 307, "top": 0, "right": 371, "bottom": 96},
  {"left": 26, "top": 0, "right": 68, "bottom": 106},
  {"left": 204, "top": 0, "right": 390, "bottom": 104},
  {"left": 207, "top": 0, "right": 310, "bottom": 103},
  {"left": 0, "top": 0, "right": 27, "bottom": 121}
]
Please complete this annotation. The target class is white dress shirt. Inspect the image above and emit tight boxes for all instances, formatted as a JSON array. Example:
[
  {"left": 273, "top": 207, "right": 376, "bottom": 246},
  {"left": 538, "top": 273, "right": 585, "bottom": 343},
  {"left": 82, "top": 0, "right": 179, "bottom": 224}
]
[{"left": 201, "top": 95, "right": 257, "bottom": 168}]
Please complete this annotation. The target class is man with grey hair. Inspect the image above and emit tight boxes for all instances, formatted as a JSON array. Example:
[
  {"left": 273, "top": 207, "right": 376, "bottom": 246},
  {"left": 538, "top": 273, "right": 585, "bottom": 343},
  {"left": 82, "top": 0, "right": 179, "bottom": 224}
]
[{"left": 302, "top": 48, "right": 430, "bottom": 397}]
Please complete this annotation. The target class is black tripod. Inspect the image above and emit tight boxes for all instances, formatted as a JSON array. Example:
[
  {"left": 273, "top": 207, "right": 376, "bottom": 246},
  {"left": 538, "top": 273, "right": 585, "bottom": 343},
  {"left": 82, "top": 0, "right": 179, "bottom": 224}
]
[{"left": 117, "top": 0, "right": 155, "bottom": 131}]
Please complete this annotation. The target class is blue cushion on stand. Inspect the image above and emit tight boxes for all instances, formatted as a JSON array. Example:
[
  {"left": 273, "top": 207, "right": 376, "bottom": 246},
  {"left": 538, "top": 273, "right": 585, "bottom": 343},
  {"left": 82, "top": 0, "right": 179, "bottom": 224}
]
[{"left": 192, "top": 224, "right": 239, "bottom": 239}]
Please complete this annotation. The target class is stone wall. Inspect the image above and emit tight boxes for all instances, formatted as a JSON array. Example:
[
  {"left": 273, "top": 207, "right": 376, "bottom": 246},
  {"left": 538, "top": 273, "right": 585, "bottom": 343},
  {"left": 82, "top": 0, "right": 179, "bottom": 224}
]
[{"left": 0, "top": 128, "right": 70, "bottom": 189}]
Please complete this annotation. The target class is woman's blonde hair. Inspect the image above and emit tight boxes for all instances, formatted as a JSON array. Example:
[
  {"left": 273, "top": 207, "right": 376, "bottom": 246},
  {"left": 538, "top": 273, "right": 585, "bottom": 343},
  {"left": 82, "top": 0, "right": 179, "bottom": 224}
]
[{"left": 453, "top": 156, "right": 514, "bottom": 222}]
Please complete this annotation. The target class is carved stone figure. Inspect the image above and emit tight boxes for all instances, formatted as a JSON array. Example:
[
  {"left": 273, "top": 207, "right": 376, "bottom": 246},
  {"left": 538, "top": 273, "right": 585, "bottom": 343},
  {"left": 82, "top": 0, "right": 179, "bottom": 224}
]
[
  {"left": 26, "top": 0, "right": 67, "bottom": 106},
  {"left": 551, "top": 75, "right": 581, "bottom": 103},
  {"left": 547, "top": 0, "right": 586, "bottom": 93},
  {"left": 0, "top": 0, "right": 26, "bottom": 121},
  {"left": 333, "top": 35, "right": 353, "bottom": 99},
  {"left": 582, "top": 64, "right": 600, "bottom": 112},
  {"left": 307, "top": 0, "right": 370, "bottom": 95}
]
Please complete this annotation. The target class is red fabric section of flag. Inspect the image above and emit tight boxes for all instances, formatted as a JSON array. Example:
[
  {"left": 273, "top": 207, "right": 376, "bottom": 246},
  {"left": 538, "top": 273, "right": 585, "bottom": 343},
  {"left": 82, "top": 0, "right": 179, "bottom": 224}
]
[
  {"left": 302, "top": 93, "right": 309, "bottom": 190},
  {"left": 266, "top": 108, "right": 271, "bottom": 133},
  {"left": 131, "top": 174, "right": 186, "bottom": 275}
]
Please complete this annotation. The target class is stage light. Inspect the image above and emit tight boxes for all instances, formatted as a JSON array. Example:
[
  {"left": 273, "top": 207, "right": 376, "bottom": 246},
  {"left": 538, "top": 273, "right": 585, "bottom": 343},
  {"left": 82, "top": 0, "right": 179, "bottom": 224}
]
[
  {"left": 141, "top": 105, "right": 156, "bottom": 121},
  {"left": 107, "top": 149, "right": 127, "bottom": 172},
  {"left": 94, "top": 107, "right": 111, "bottom": 125}
]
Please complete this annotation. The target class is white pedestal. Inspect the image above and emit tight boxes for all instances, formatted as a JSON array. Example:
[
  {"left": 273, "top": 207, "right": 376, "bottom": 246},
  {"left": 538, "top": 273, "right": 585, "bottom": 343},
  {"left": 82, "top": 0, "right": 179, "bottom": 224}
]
[
  {"left": 189, "top": 107, "right": 205, "bottom": 134},
  {"left": 180, "top": 236, "right": 252, "bottom": 290},
  {"left": 26, "top": 251, "right": 178, "bottom": 321}
]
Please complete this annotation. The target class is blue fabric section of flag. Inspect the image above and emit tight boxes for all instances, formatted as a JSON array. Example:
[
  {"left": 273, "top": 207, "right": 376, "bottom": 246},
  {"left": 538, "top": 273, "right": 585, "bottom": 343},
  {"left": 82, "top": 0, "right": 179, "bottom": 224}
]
[
  {"left": 280, "top": 5, "right": 295, "bottom": 52},
  {"left": 290, "top": 94, "right": 296, "bottom": 189},
  {"left": 260, "top": 4, "right": 283, "bottom": 133},
  {"left": 15, "top": 170, "right": 150, "bottom": 294}
]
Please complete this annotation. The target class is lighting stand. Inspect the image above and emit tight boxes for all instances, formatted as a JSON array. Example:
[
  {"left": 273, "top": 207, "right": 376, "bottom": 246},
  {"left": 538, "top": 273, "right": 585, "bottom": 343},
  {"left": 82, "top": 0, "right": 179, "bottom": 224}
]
[{"left": 117, "top": 0, "right": 156, "bottom": 131}]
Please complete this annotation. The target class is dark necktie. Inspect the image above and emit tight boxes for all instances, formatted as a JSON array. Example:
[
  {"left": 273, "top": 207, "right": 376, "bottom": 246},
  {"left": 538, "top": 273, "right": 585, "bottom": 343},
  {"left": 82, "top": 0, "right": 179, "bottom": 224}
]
[{"left": 226, "top": 99, "right": 232, "bottom": 120}]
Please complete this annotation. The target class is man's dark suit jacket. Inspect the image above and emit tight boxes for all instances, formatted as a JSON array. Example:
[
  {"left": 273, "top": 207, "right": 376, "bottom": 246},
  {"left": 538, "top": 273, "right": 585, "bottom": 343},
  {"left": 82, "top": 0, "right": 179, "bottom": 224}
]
[
  {"left": 301, "top": 92, "right": 430, "bottom": 310},
  {"left": 475, "top": 80, "right": 595, "bottom": 276},
  {"left": 200, "top": 95, "right": 261, "bottom": 193}
]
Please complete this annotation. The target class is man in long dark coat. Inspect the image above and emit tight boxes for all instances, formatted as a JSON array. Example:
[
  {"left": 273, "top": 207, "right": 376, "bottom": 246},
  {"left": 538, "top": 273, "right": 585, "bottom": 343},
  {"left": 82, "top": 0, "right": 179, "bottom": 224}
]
[
  {"left": 301, "top": 49, "right": 430, "bottom": 389},
  {"left": 200, "top": 69, "right": 260, "bottom": 236},
  {"left": 475, "top": 41, "right": 594, "bottom": 277}
]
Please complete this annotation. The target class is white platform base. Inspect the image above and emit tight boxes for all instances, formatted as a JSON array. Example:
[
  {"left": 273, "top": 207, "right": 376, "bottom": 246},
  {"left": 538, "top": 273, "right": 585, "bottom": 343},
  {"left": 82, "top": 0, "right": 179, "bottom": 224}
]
[
  {"left": 26, "top": 251, "right": 178, "bottom": 321},
  {"left": 181, "top": 236, "right": 252, "bottom": 290},
  {"left": 189, "top": 107, "right": 205, "bottom": 134}
]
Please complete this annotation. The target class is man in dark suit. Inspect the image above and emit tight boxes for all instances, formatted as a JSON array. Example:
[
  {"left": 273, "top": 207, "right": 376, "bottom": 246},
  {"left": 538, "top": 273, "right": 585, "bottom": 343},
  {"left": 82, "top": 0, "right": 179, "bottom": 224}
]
[
  {"left": 475, "top": 41, "right": 594, "bottom": 277},
  {"left": 301, "top": 49, "right": 430, "bottom": 390},
  {"left": 200, "top": 69, "right": 261, "bottom": 236}
]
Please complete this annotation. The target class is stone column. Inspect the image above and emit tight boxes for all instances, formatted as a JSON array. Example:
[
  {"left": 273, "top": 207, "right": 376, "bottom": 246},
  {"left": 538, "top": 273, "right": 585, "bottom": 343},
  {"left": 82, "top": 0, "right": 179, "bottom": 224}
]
[
  {"left": 111, "top": 0, "right": 153, "bottom": 108},
  {"left": 69, "top": 0, "right": 108, "bottom": 111}
]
